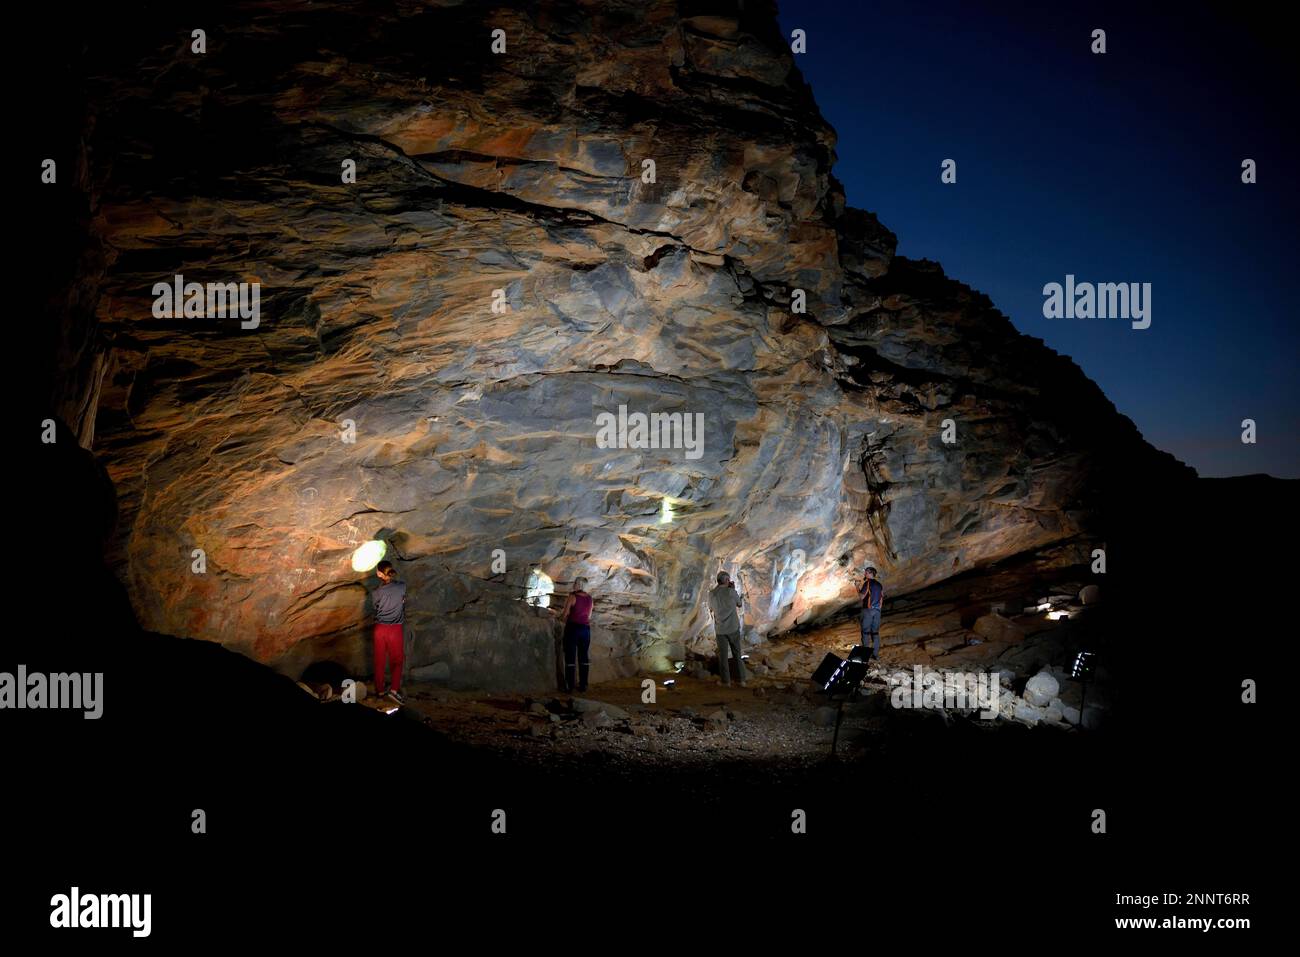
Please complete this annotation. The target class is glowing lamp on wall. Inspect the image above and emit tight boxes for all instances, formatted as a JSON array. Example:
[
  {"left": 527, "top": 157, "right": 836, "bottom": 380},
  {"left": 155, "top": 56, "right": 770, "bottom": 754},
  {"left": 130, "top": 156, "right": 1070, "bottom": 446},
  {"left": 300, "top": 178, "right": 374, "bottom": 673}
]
[
  {"left": 524, "top": 568, "right": 554, "bottom": 609},
  {"left": 660, "top": 498, "right": 674, "bottom": 524},
  {"left": 351, "top": 539, "right": 387, "bottom": 572}
]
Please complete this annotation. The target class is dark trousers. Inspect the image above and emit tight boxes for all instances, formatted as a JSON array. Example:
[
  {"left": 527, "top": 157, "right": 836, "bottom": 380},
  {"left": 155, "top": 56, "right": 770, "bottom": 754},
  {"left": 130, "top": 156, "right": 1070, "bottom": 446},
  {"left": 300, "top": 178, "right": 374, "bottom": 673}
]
[
  {"left": 563, "top": 622, "right": 591, "bottom": 692},
  {"left": 860, "top": 608, "right": 881, "bottom": 659}
]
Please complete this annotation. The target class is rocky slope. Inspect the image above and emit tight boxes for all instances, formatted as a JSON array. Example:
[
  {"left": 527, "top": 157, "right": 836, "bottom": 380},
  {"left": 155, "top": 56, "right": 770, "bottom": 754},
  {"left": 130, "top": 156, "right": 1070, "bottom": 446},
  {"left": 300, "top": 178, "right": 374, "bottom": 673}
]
[{"left": 53, "top": 0, "right": 1190, "bottom": 689}]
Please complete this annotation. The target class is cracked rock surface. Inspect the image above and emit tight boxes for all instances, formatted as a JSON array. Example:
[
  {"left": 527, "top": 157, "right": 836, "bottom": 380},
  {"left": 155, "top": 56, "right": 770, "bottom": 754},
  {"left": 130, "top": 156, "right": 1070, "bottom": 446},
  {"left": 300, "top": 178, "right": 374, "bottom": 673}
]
[{"left": 55, "top": 0, "right": 1191, "bottom": 690}]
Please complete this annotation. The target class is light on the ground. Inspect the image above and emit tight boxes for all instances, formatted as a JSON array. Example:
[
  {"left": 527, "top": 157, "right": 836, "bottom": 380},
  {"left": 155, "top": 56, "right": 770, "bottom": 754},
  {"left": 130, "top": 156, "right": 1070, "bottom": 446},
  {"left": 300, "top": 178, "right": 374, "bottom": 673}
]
[
  {"left": 1048, "top": 610, "right": 1070, "bottom": 620},
  {"left": 660, "top": 498, "right": 673, "bottom": 524},
  {"left": 351, "top": 539, "right": 387, "bottom": 572}
]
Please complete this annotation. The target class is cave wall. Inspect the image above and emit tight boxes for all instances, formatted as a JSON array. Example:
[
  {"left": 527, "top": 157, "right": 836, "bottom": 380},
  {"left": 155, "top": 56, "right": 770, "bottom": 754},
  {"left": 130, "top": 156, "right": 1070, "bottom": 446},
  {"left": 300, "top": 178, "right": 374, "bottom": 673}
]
[{"left": 63, "top": 0, "right": 1190, "bottom": 689}]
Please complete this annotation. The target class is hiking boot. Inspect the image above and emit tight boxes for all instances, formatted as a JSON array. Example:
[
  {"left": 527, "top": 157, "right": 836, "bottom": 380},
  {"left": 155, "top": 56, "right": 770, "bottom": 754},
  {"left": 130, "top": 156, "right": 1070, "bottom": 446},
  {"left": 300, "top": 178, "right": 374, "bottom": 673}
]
[{"left": 387, "top": 690, "right": 405, "bottom": 704}]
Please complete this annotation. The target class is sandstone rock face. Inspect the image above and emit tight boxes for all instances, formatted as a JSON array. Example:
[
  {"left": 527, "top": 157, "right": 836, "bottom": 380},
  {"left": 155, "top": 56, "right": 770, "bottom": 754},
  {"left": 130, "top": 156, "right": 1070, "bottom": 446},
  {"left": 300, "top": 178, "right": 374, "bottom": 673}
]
[{"left": 60, "top": 1, "right": 1190, "bottom": 689}]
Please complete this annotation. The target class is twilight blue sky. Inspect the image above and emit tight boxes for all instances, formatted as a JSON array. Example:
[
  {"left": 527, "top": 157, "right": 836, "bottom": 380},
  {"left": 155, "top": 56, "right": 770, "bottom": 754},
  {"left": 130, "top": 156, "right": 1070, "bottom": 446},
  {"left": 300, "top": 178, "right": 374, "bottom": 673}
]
[{"left": 777, "top": 1, "right": 1297, "bottom": 477}]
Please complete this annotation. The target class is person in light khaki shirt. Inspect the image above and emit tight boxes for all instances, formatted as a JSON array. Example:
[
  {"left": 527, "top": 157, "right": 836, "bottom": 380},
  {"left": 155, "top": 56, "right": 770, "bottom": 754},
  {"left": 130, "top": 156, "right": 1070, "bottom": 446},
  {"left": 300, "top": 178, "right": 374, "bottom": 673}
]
[{"left": 708, "top": 571, "right": 746, "bottom": 687}]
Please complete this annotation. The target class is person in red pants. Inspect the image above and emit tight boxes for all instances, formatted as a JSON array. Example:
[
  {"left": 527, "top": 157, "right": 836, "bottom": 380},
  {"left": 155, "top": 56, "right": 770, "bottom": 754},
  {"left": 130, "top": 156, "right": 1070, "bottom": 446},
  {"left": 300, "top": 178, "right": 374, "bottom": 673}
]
[{"left": 371, "top": 560, "right": 407, "bottom": 702}]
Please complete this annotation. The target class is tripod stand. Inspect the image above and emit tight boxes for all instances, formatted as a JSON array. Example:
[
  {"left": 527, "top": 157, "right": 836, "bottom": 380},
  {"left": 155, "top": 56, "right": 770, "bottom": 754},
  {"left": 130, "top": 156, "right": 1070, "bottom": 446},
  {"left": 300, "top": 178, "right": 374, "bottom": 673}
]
[{"left": 814, "top": 648, "right": 873, "bottom": 757}]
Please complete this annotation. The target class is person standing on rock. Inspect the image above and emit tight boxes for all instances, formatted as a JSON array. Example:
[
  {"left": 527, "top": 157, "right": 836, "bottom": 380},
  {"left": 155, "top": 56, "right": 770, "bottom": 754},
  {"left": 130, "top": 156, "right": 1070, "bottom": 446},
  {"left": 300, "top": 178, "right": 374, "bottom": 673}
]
[
  {"left": 858, "top": 566, "right": 884, "bottom": 661},
  {"left": 371, "top": 560, "right": 407, "bottom": 703},
  {"left": 556, "top": 577, "right": 593, "bottom": 694},
  {"left": 708, "top": 571, "right": 747, "bottom": 687}
]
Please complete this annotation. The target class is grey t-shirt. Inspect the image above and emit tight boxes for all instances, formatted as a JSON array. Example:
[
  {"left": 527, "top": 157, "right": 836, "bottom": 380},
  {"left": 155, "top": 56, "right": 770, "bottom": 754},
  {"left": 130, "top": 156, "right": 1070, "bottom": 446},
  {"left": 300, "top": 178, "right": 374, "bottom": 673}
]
[
  {"left": 709, "top": 584, "right": 742, "bottom": 635},
  {"left": 373, "top": 580, "right": 407, "bottom": 624}
]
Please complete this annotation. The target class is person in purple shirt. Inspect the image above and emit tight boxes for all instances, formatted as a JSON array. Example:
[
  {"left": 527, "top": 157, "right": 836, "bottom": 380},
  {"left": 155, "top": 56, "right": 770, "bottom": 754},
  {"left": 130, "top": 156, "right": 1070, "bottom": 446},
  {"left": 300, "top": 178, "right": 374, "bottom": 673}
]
[{"left": 554, "top": 577, "right": 593, "bottom": 693}]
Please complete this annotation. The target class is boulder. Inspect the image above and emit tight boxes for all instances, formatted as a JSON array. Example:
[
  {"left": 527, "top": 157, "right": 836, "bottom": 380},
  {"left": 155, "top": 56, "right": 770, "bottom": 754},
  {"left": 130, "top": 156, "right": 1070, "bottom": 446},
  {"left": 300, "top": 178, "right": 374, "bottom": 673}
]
[
  {"left": 571, "top": 698, "right": 630, "bottom": 720},
  {"left": 1053, "top": 700, "right": 1081, "bottom": 725},
  {"left": 1024, "top": 671, "right": 1061, "bottom": 707},
  {"left": 765, "top": 650, "right": 795, "bottom": 674},
  {"left": 1013, "top": 702, "right": 1044, "bottom": 726}
]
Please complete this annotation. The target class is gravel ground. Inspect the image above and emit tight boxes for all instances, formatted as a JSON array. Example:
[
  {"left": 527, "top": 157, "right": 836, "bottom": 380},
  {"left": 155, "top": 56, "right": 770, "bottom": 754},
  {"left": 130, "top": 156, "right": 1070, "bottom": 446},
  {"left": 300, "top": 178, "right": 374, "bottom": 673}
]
[
  {"left": 387, "top": 667, "right": 939, "bottom": 771},
  {"left": 361, "top": 608, "right": 1091, "bottom": 771}
]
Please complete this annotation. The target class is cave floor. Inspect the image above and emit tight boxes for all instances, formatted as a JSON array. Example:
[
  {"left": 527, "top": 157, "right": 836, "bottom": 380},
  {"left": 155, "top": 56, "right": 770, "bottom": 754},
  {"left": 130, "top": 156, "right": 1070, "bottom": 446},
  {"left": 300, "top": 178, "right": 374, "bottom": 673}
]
[
  {"left": 384, "top": 672, "right": 876, "bottom": 768},
  {"left": 370, "top": 609, "right": 1084, "bottom": 770}
]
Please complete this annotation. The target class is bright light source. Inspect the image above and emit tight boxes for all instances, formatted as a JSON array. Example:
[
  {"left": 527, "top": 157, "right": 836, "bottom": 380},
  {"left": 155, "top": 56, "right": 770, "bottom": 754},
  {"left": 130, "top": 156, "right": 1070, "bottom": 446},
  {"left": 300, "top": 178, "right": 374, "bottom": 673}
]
[
  {"left": 673, "top": 661, "right": 684, "bottom": 673},
  {"left": 741, "top": 655, "right": 750, "bottom": 660},
  {"left": 660, "top": 498, "right": 673, "bottom": 524},
  {"left": 663, "top": 679, "right": 676, "bottom": 687},
  {"left": 524, "top": 568, "right": 554, "bottom": 608},
  {"left": 1037, "top": 602, "right": 1052, "bottom": 612},
  {"left": 1048, "top": 611, "right": 1070, "bottom": 620},
  {"left": 351, "top": 539, "right": 387, "bottom": 572}
]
